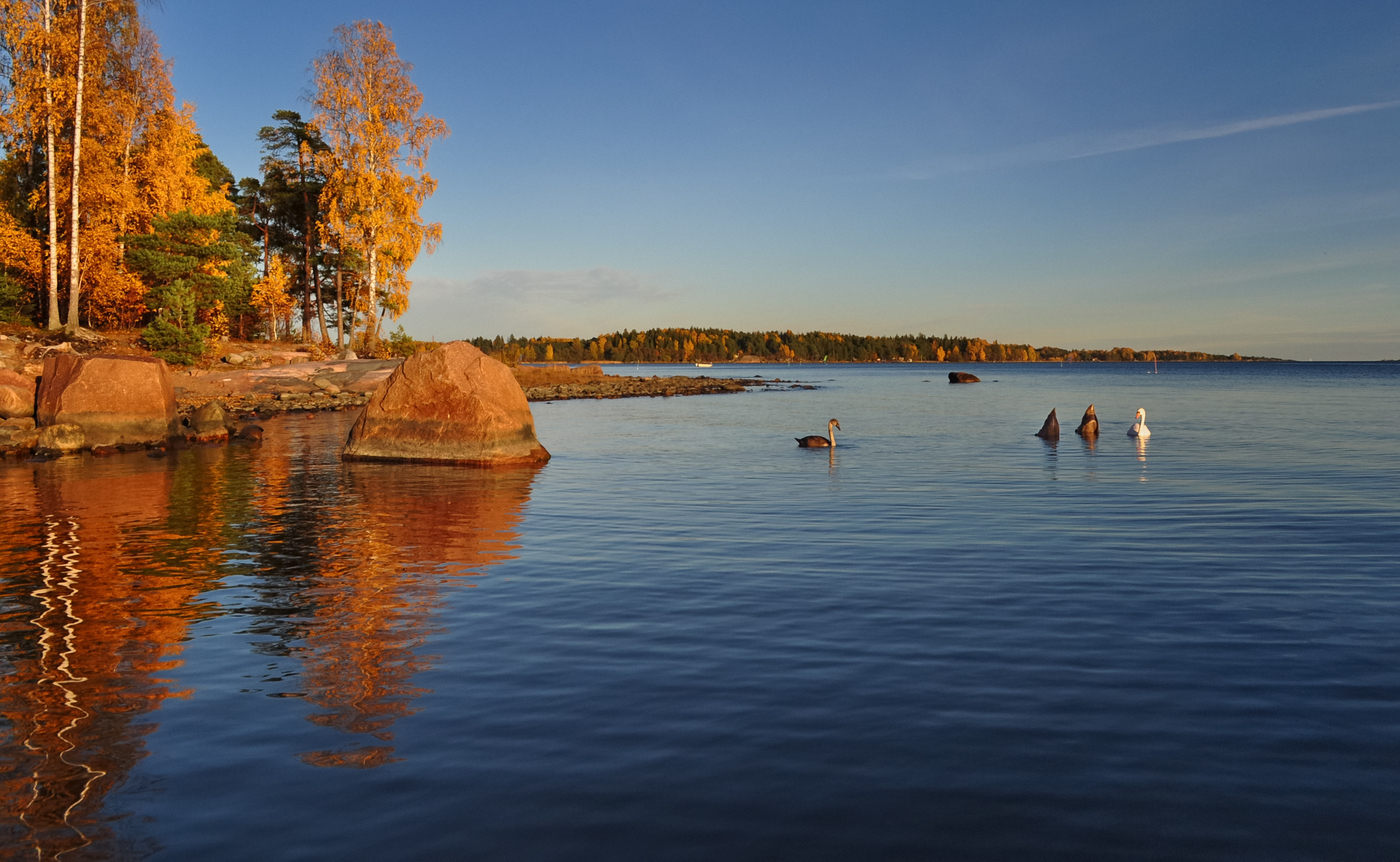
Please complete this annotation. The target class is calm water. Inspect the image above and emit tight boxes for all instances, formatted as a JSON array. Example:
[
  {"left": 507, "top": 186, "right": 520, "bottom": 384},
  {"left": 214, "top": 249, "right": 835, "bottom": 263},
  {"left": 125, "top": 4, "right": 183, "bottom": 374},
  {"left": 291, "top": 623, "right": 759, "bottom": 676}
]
[{"left": 2, "top": 362, "right": 1398, "bottom": 860}]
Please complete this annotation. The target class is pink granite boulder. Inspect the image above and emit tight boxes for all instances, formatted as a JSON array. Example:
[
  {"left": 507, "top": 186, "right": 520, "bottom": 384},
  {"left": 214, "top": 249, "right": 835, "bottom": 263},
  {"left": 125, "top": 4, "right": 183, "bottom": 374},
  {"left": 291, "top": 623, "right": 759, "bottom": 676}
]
[
  {"left": 342, "top": 341, "right": 550, "bottom": 466},
  {"left": 37, "top": 354, "right": 178, "bottom": 448}
]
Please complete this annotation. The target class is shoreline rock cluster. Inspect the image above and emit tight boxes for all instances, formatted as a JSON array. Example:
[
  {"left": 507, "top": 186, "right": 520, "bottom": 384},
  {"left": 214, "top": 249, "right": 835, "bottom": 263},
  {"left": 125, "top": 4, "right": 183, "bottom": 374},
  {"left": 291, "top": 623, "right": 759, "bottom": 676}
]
[
  {"left": 1, "top": 352, "right": 247, "bottom": 459},
  {"left": 0, "top": 337, "right": 791, "bottom": 461}
]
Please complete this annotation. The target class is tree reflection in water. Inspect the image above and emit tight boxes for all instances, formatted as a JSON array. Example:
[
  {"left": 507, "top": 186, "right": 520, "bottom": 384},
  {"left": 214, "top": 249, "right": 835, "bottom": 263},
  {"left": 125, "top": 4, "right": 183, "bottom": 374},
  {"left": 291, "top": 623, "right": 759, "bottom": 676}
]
[{"left": 0, "top": 413, "right": 537, "bottom": 856}]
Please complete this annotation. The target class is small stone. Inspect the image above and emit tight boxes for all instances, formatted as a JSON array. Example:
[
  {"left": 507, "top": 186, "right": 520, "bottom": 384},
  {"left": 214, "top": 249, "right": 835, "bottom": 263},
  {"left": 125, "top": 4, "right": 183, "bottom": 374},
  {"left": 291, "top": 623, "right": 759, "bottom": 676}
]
[
  {"left": 235, "top": 424, "right": 264, "bottom": 442},
  {"left": 312, "top": 377, "right": 341, "bottom": 394},
  {"left": 90, "top": 445, "right": 119, "bottom": 456},
  {"left": 189, "top": 400, "right": 231, "bottom": 442},
  {"left": 223, "top": 353, "right": 245, "bottom": 365},
  {"left": 337, "top": 348, "right": 358, "bottom": 360},
  {"left": 1, "top": 416, "right": 36, "bottom": 431},
  {"left": 36, "top": 423, "right": 85, "bottom": 455}
]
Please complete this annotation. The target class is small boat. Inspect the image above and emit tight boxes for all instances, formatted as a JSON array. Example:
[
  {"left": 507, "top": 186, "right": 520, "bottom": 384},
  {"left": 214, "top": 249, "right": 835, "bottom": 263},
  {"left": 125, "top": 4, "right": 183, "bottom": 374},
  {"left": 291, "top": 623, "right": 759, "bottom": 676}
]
[{"left": 695, "top": 362, "right": 713, "bottom": 368}]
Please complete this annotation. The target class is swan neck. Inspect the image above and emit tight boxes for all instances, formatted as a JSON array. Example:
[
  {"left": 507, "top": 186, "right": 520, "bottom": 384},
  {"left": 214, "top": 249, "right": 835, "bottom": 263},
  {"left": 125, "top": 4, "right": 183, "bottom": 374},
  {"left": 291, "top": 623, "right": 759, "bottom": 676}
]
[{"left": 828, "top": 423, "right": 837, "bottom": 447}]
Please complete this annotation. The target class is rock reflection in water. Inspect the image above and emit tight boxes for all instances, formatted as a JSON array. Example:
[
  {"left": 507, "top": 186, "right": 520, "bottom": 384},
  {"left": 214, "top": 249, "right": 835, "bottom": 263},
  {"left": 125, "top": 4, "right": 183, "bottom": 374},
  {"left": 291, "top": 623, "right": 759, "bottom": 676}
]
[
  {"left": 291, "top": 464, "right": 538, "bottom": 769},
  {"left": 0, "top": 450, "right": 242, "bottom": 860},
  {"left": 0, "top": 414, "right": 540, "bottom": 857},
  {"left": 229, "top": 414, "right": 538, "bottom": 770}
]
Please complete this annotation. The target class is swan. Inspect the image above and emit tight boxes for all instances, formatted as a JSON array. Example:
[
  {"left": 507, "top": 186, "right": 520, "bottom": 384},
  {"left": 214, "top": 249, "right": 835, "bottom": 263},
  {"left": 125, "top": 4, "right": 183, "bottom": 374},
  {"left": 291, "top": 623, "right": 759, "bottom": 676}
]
[
  {"left": 1127, "top": 407, "right": 1151, "bottom": 438},
  {"left": 797, "top": 419, "right": 840, "bottom": 448}
]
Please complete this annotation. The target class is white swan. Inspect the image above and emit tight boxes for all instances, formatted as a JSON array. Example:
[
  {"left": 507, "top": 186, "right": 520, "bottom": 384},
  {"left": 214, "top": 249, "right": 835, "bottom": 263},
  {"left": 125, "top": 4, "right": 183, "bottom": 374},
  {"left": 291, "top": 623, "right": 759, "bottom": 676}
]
[{"left": 1127, "top": 407, "right": 1151, "bottom": 438}]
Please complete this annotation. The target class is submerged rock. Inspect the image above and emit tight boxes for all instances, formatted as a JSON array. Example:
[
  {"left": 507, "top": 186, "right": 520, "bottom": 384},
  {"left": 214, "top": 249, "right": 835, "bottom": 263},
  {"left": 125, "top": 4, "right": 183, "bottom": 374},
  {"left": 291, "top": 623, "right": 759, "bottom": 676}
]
[
  {"left": 37, "top": 354, "right": 178, "bottom": 448},
  {"left": 948, "top": 372, "right": 981, "bottom": 384},
  {"left": 342, "top": 341, "right": 550, "bottom": 466},
  {"left": 1034, "top": 408, "right": 1060, "bottom": 440}
]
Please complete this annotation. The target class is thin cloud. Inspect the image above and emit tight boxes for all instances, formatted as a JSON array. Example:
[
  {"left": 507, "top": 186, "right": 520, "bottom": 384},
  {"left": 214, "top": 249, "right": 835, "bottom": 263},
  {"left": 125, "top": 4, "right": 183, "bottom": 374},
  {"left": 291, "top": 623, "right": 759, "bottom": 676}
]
[{"left": 905, "top": 99, "right": 1400, "bottom": 178}]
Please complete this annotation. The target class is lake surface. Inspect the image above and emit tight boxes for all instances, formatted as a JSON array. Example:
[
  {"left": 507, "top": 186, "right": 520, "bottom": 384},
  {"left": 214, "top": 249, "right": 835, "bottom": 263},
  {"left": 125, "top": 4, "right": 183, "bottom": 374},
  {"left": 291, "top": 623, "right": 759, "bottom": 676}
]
[{"left": 2, "top": 361, "right": 1398, "bottom": 860}]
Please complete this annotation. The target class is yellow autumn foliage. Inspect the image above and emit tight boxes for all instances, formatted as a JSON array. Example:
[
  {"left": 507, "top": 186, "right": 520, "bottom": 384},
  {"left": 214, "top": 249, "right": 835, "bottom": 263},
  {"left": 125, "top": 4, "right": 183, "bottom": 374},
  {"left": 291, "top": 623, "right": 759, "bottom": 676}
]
[{"left": 251, "top": 255, "right": 295, "bottom": 340}]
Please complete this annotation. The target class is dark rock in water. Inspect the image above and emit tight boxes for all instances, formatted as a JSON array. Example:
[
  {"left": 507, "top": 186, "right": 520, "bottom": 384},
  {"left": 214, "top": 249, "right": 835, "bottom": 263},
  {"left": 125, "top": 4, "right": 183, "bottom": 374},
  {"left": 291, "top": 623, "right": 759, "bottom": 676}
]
[
  {"left": 1034, "top": 408, "right": 1060, "bottom": 440},
  {"left": 235, "top": 424, "right": 264, "bottom": 443},
  {"left": 342, "top": 341, "right": 550, "bottom": 466},
  {"left": 189, "top": 400, "right": 231, "bottom": 442},
  {"left": 0, "top": 425, "right": 40, "bottom": 456},
  {"left": 948, "top": 372, "right": 981, "bottom": 384},
  {"left": 37, "top": 353, "right": 177, "bottom": 447},
  {"left": 1075, "top": 404, "right": 1100, "bottom": 437},
  {"left": 90, "top": 445, "right": 119, "bottom": 456}
]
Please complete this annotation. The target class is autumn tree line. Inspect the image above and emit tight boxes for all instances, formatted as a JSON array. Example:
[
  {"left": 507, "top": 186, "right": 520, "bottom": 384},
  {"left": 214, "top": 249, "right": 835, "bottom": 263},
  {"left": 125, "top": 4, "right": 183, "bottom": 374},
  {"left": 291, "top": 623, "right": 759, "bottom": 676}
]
[
  {"left": 465, "top": 328, "right": 1263, "bottom": 365},
  {"left": 0, "top": 5, "right": 446, "bottom": 362}
]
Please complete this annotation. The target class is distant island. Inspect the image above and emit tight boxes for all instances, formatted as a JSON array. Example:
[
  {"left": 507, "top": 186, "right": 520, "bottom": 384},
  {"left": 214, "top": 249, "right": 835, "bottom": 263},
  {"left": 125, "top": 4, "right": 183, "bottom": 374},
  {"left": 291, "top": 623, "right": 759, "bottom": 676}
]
[{"left": 460, "top": 328, "right": 1280, "bottom": 365}]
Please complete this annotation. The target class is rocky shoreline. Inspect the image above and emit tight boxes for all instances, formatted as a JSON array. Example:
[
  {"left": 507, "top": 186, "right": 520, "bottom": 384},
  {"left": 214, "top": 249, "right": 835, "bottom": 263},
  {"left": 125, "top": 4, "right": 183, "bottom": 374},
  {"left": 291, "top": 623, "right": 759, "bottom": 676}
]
[{"left": 1, "top": 334, "right": 807, "bottom": 459}]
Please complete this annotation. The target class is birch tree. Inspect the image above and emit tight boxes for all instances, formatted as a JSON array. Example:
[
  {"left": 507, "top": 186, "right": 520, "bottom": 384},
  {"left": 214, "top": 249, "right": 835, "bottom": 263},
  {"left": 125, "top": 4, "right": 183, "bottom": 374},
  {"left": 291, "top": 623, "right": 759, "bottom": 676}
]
[{"left": 310, "top": 20, "right": 447, "bottom": 353}]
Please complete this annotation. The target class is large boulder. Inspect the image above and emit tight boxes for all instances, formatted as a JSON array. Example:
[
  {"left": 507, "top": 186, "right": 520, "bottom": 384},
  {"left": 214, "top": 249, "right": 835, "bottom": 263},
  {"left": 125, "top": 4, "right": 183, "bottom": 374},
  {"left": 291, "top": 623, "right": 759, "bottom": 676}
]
[
  {"left": 37, "top": 354, "right": 178, "bottom": 448},
  {"left": 0, "top": 368, "right": 35, "bottom": 419},
  {"left": 342, "top": 341, "right": 550, "bottom": 466}
]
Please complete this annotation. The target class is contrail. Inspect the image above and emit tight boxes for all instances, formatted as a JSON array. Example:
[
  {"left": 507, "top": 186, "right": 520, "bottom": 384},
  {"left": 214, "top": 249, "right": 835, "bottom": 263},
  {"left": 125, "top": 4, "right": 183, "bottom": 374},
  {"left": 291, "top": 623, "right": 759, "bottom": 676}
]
[
  {"left": 902, "top": 98, "right": 1400, "bottom": 178},
  {"left": 1063, "top": 99, "right": 1400, "bottom": 161}
]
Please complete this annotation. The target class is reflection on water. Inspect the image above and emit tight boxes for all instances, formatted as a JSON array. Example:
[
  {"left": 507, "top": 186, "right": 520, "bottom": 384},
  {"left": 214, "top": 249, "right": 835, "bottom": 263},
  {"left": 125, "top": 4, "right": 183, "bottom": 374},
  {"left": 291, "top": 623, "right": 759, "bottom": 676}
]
[
  {"left": 288, "top": 462, "right": 537, "bottom": 769},
  {"left": 0, "top": 415, "right": 537, "bottom": 855},
  {"left": 0, "top": 454, "right": 228, "bottom": 859}
]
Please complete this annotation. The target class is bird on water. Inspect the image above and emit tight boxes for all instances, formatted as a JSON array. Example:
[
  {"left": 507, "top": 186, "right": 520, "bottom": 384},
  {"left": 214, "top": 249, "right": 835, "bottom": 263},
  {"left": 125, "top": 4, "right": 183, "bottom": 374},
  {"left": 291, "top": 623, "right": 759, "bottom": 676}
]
[
  {"left": 1127, "top": 408, "right": 1151, "bottom": 438},
  {"left": 797, "top": 419, "right": 840, "bottom": 448}
]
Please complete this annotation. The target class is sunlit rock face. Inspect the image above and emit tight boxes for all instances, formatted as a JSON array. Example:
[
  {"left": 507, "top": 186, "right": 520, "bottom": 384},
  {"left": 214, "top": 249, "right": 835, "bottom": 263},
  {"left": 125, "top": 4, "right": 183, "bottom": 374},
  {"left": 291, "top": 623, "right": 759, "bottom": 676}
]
[
  {"left": 0, "top": 368, "right": 35, "bottom": 419},
  {"left": 36, "top": 354, "right": 178, "bottom": 447},
  {"left": 342, "top": 341, "right": 550, "bottom": 466}
]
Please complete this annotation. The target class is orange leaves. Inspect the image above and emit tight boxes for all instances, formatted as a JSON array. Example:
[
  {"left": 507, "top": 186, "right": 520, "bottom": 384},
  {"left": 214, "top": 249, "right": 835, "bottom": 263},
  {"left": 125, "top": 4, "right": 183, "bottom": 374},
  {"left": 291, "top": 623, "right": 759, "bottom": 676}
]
[
  {"left": 251, "top": 255, "right": 295, "bottom": 339},
  {"left": 311, "top": 20, "right": 448, "bottom": 347},
  {"left": 0, "top": 206, "right": 43, "bottom": 286},
  {"left": 134, "top": 104, "right": 233, "bottom": 228}
]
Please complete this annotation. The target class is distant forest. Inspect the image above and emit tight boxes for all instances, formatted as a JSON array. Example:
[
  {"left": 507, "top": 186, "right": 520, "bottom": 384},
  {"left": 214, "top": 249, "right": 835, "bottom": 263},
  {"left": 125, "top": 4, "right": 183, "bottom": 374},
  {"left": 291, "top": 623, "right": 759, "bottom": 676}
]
[{"left": 457, "top": 328, "right": 1272, "bottom": 364}]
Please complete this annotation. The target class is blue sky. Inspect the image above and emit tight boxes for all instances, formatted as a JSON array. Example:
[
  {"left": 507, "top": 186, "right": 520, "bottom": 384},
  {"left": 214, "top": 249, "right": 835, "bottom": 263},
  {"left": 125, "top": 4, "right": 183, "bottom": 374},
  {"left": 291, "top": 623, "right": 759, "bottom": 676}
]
[{"left": 151, "top": 1, "right": 1400, "bottom": 358}]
